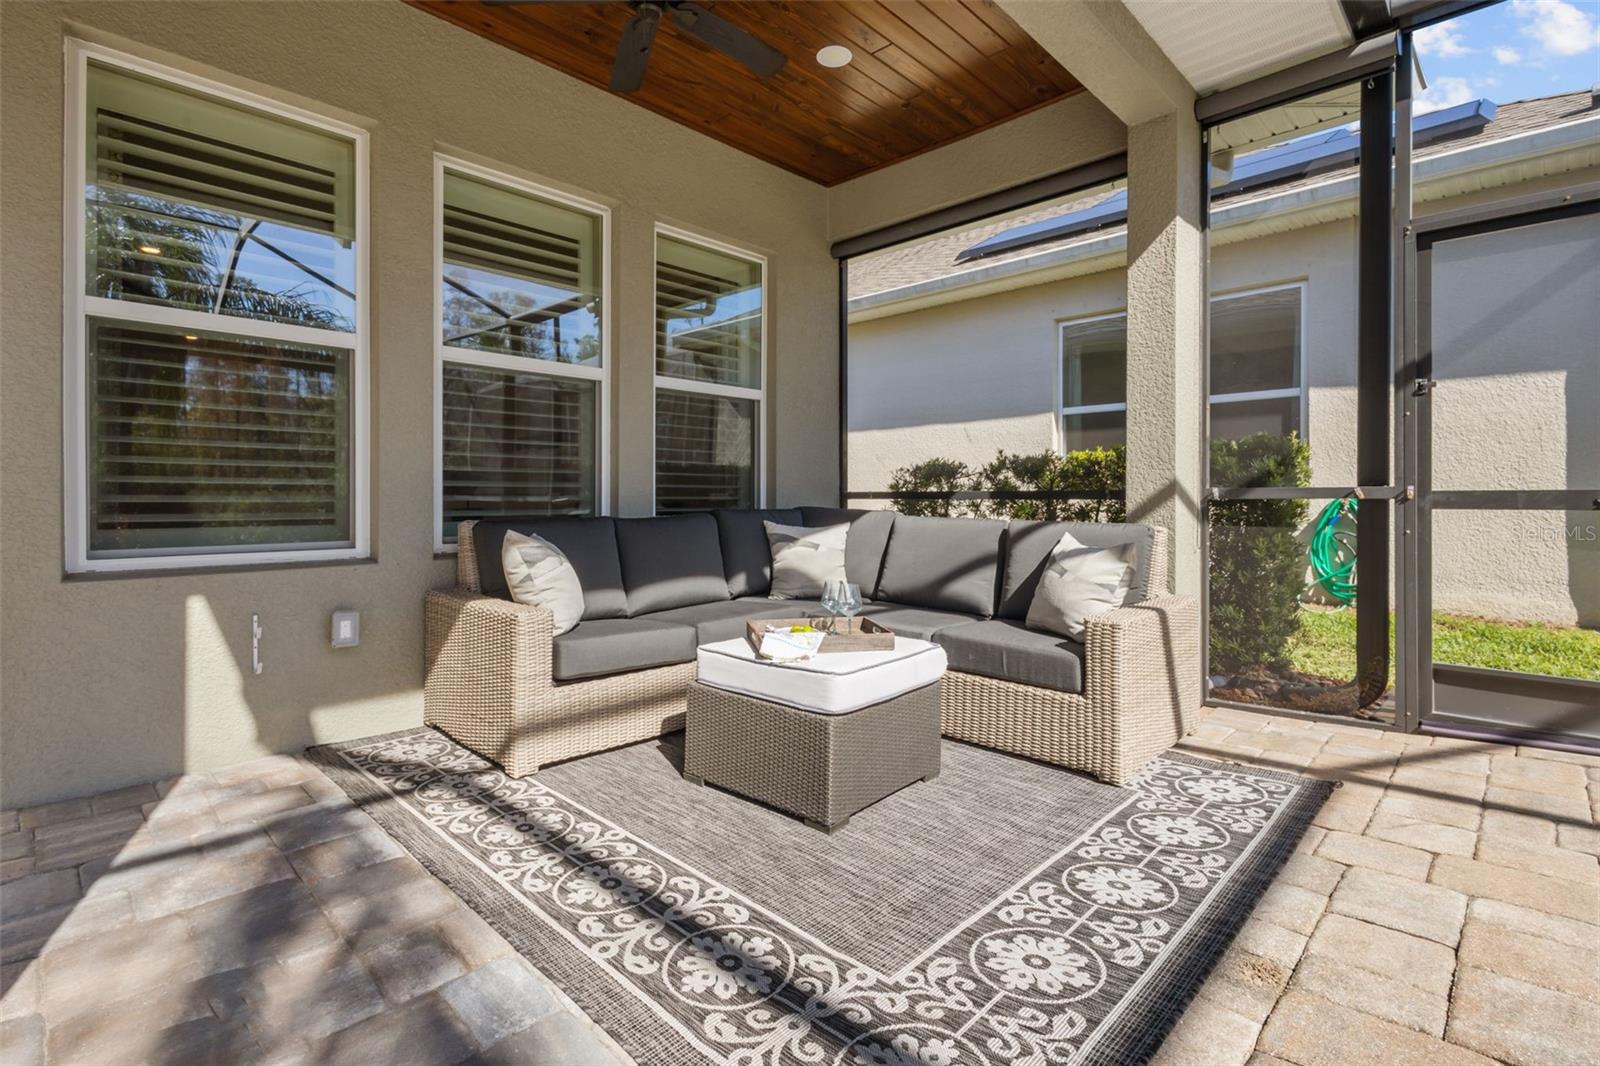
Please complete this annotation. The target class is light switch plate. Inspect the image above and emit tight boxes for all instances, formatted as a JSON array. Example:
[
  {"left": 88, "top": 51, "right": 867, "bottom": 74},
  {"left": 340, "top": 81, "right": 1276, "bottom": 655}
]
[{"left": 331, "top": 609, "right": 360, "bottom": 648}]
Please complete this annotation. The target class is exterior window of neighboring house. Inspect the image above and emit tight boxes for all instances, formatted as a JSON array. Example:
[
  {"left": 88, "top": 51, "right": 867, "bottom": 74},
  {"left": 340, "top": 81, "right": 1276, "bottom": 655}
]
[
  {"left": 654, "top": 229, "right": 765, "bottom": 513},
  {"left": 66, "top": 44, "right": 368, "bottom": 572},
  {"left": 1059, "top": 284, "right": 1305, "bottom": 450},
  {"left": 435, "top": 159, "right": 608, "bottom": 547}
]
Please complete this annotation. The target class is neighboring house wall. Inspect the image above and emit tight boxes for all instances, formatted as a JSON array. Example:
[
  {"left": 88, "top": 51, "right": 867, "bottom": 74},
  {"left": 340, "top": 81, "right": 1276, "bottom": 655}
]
[
  {"left": 0, "top": 1, "right": 842, "bottom": 807},
  {"left": 848, "top": 167, "right": 1600, "bottom": 625}
]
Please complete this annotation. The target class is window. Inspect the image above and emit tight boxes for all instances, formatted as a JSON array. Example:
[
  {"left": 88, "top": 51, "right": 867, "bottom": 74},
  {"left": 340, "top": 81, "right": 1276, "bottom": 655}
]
[
  {"left": 435, "top": 160, "right": 608, "bottom": 546},
  {"left": 654, "top": 230, "right": 764, "bottom": 513},
  {"left": 66, "top": 43, "right": 367, "bottom": 571},
  {"left": 1059, "top": 285, "right": 1305, "bottom": 450}
]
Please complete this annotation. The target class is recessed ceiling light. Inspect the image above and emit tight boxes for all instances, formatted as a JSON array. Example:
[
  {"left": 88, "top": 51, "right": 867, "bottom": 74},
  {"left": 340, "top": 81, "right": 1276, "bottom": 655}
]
[
  {"left": 137, "top": 244, "right": 161, "bottom": 255},
  {"left": 183, "top": 334, "right": 199, "bottom": 342},
  {"left": 816, "top": 45, "right": 853, "bottom": 68}
]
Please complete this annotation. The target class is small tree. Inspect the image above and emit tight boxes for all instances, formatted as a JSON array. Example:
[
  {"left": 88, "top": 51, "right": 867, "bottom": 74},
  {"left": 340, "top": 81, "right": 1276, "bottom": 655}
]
[
  {"left": 885, "top": 457, "right": 975, "bottom": 517},
  {"left": 1207, "top": 433, "right": 1313, "bottom": 675}
]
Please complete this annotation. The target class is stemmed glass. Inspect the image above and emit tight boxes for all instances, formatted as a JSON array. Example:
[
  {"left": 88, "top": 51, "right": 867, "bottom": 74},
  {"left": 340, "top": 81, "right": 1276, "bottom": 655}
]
[{"left": 822, "top": 580, "right": 863, "bottom": 634}]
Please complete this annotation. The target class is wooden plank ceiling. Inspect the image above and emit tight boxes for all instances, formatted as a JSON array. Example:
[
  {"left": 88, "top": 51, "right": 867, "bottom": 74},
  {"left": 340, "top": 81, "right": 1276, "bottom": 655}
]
[{"left": 408, "top": 1, "right": 1083, "bottom": 186}]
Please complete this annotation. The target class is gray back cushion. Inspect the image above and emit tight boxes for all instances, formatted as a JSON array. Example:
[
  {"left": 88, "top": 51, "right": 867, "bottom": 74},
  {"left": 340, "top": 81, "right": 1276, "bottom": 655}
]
[
  {"left": 471, "top": 518, "right": 627, "bottom": 620},
  {"left": 875, "top": 515, "right": 1006, "bottom": 617},
  {"left": 714, "top": 508, "right": 803, "bottom": 597},
  {"left": 798, "top": 507, "right": 895, "bottom": 598},
  {"left": 614, "top": 514, "right": 731, "bottom": 616},
  {"left": 999, "top": 521, "right": 1155, "bottom": 620}
]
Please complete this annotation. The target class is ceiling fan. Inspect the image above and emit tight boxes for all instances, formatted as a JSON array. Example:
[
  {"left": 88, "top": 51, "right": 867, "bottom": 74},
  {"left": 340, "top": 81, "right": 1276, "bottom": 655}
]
[{"left": 489, "top": 1, "right": 788, "bottom": 92}]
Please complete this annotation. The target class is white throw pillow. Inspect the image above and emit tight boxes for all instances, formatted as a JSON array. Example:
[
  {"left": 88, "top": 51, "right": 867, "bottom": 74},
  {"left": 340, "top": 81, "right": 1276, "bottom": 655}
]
[
  {"left": 764, "top": 521, "right": 849, "bottom": 600},
  {"left": 501, "top": 530, "right": 584, "bottom": 635},
  {"left": 1025, "top": 531, "right": 1136, "bottom": 641}
]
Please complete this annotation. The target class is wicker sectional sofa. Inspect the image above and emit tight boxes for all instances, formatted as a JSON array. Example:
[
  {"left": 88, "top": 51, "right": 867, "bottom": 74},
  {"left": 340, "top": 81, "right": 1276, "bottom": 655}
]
[{"left": 424, "top": 507, "right": 1201, "bottom": 785}]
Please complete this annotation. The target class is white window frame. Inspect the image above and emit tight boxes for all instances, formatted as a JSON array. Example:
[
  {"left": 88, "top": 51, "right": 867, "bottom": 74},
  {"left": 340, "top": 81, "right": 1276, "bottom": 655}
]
[
  {"left": 1056, "top": 281, "right": 1309, "bottom": 448},
  {"left": 432, "top": 155, "right": 612, "bottom": 552},
  {"left": 62, "top": 39, "right": 370, "bottom": 574},
  {"left": 650, "top": 223, "right": 767, "bottom": 514}
]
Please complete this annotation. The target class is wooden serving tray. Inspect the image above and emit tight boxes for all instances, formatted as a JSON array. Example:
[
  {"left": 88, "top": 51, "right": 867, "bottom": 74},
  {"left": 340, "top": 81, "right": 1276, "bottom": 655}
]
[{"left": 746, "top": 616, "right": 896, "bottom": 655}]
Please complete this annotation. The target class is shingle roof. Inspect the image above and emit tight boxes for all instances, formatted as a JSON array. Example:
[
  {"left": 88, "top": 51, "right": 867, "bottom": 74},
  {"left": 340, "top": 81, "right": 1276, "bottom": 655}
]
[{"left": 847, "top": 90, "right": 1597, "bottom": 300}]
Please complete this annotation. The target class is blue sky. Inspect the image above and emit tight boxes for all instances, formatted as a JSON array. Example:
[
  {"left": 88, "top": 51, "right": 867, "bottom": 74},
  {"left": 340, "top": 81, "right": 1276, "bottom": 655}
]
[{"left": 1411, "top": 0, "right": 1600, "bottom": 111}]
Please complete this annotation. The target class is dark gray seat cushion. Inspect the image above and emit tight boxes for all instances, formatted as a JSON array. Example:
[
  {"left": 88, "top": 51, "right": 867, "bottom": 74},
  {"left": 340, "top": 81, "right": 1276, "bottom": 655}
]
[
  {"left": 471, "top": 517, "right": 626, "bottom": 620},
  {"left": 641, "top": 598, "right": 828, "bottom": 644},
  {"left": 999, "top": 521, "right": 1156, "bottom": 620},
  {"left": 614, "top": 514, "right": 730, "bottom": 616},
  {"left": 550, "top": 619, "right": 697, "bottom": 681},
  {"left": 799, "top": 507, "right": 895, "bottom": 598},
  {"left": 857, "top": 603, "right": 982, "bottom": 641},
  {"left": 935, "top": 619, "right": 1085, "bottom": 694},
  {"left": 874, "top": 515, "right": 1006, "bottom": 618},
  {"left": 714, "top": 508, "right": 803, "bottom": 597}
]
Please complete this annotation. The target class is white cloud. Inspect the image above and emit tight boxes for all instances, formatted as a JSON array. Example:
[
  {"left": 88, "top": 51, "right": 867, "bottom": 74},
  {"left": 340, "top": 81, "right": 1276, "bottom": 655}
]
[
  {"left": 1493, "top": 46, "right": 1524, "bottom": 64},
  {"left": 1414, "top": 75, "right": 1479, "bottom": 115},
  {"left": 1511, "top": 0, "right": 1600, "bottom": 57},
  {"left": 1415, "top": 23, "right": 1472, "bottom": 57}
]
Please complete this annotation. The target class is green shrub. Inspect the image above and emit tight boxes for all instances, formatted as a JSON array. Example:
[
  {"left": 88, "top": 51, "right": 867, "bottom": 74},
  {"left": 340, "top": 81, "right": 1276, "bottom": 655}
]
[
  {"left": 885, "top": 433, "right": 1314, "bottom": 677},
  {"left": 885, "top": 457, "right": 975, "bottom": 517},
  {"left": 1207, "top": 433, "right": 1313, "bottom": 675},
  {"left": 974, "top": 449, "right": 1126, "bottom": 522}
]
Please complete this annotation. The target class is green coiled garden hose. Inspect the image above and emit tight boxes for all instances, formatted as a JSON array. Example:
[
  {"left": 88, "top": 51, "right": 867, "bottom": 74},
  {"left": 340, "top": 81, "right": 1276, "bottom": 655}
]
[{"left": 1307, "top": 497, "right": 1358, "bottom": 606}]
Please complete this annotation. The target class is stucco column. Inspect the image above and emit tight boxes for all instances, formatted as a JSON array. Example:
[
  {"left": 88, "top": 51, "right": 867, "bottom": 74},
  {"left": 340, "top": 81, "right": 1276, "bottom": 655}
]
[{"left": 1125, "top": 109, "right": 1205, "bottom": 596}]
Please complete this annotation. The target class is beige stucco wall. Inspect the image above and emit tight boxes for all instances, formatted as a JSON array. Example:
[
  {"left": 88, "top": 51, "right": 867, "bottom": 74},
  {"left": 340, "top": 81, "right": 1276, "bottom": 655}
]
[
  {"left": 0, "top": 0, "right": 847, "bottom": 807},
  {"left": 847, "top": 171, "right": 1600, "bottom": 626}
]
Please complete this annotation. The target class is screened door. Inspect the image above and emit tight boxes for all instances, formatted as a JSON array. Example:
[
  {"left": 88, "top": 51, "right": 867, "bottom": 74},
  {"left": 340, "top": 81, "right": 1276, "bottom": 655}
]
[{"left": 1407, "top": 186, "right": 1600, "bottom": 741}]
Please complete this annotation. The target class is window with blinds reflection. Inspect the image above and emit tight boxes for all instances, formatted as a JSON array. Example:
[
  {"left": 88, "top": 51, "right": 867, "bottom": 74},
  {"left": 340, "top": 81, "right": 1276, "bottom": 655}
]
[
  {"left": 654, "top": 232, "right": 763, "bottom": 514},
  {"left": 655, "top": 235, "right": 762, "bottom": 388},
  {"left": 437, "top": 164, "right": 606, "bottom": 543},
  {"left": 75, "top": 58, "right": 362, "bottom": 563},
  {"left": 441, "top": 365, "right": 597, "bottom": 539},
  {"left": 655, "top": 392, "right": 756, "bottom": 513},
  {"left": 86, "top": 61, "right": 357, "bottom": 333},
  {"left": 87, "top": 321, "right": 351, "bottom": 553}
]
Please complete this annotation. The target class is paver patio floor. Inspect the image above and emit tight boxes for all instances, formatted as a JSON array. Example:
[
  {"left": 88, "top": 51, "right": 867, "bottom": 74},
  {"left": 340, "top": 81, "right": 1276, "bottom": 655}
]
[{"left": 2, "top": 707, "right": 1596, "bottom": 1065}]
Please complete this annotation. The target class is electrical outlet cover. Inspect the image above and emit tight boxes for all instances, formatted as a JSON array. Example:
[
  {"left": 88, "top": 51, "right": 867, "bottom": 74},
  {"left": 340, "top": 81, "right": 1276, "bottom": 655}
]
[{"left": 331, "top": 609, "right": 360, "bottom": 648}]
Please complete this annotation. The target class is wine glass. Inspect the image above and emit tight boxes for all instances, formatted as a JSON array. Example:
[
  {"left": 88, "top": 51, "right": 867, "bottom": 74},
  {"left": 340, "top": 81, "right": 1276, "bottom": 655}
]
[
  {"left": 836, "top": 582, "right": 862, "bottom": 632},
  {"left": 820, "top": 579, "right": 844, "bottom": 632}
]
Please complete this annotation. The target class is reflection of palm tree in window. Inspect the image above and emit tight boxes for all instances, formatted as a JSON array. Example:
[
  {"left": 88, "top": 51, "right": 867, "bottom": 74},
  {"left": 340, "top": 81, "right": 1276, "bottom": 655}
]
[{"left": 89, "top": 188, "right": 350, "bottom": 331}]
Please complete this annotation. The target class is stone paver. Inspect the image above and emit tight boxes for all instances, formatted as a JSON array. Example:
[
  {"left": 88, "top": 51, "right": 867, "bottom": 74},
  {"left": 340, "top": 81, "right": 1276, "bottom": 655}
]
[
  {"left": 1328, "top": 866, "right": 1469, "bottom": 946},
  {"left": 2, "top": 710, "right": 1596, "bottom": 1066},
  {"left": 0, "top": 756, "right": 626, "bottom": 1065},
  {"left": 1446, "top": 966, "right": 1600, "bottom": 1066},
  {"left": 1177, "top": 709, "right": 1600, "bottom": 1066}
]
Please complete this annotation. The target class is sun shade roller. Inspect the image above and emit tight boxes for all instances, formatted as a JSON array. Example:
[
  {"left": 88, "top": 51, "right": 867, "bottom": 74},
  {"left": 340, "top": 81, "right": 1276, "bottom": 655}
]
[{"left": 87, "top": 61, "right": 355, "bottom": 242}]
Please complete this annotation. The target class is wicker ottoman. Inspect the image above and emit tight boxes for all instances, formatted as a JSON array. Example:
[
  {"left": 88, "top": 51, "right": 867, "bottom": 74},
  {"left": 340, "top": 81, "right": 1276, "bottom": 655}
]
[{"left": 683, "top": 637, "right": 946, "bottom": 832}]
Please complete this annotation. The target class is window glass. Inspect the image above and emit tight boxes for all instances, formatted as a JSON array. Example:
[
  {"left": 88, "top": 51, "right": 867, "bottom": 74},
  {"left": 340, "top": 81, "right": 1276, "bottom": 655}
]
[
  {"left": 85, "top": 61, "right": 356, "bottom": 331},
  {"left": 441, "top": 364, "right": 597, "bottom": 538},
  {"left": 655, "top": 391, "right": 755, "bottom": 513},
  {"left": 87, "top": 319, "right": 351, "bottom": 554},
  {"left": 656, "top": 235, "right": 762, "bottom": 388},
  {"left": 441, "top": 171, "right": 602, "bottom": 364},
  {"left": 1062, "top": 316, "right": 1127, "bottom": 408},
  {"left": 1211, "top": 288, "right": 1301, "bottom": 395}
]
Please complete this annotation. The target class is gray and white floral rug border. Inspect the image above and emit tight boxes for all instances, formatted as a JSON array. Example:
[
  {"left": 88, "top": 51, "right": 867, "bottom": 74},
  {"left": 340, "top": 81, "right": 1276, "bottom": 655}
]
[{"left": 313, "top": 730, "right": 1330, "bottom": 1066}]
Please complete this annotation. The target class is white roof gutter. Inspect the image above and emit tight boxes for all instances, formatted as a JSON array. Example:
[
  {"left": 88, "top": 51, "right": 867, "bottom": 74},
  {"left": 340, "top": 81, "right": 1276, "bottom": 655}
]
[{"left": 848, "top": 113, "right": 1600, "bottom": 323}]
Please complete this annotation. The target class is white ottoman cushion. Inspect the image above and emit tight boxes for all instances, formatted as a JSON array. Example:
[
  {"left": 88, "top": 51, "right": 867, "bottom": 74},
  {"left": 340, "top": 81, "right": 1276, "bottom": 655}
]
[{"left": 695, "top": 637, "right": 946, "bottom": 715}]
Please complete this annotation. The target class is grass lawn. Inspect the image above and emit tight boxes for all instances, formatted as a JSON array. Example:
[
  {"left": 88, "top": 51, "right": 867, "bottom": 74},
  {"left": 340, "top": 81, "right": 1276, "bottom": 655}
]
[{"left": 1290, "top": 608, "right": 1600, "bottom": 683}]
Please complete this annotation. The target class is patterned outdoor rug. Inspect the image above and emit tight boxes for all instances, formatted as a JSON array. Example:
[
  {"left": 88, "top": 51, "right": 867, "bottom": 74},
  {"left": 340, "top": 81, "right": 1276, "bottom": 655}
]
[{"left": 310, "top": 728, "right": 1329, "bottom": 1066}]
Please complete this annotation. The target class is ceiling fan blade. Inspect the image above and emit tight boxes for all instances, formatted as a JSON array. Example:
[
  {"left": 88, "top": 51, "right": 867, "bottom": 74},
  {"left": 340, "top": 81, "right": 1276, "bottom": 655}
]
[
  {"left": 610, "top": 5, "right": 663, "bottom": 92},
  {"left": 669, "top": 2, "right": 787, "bottom": 79}
]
